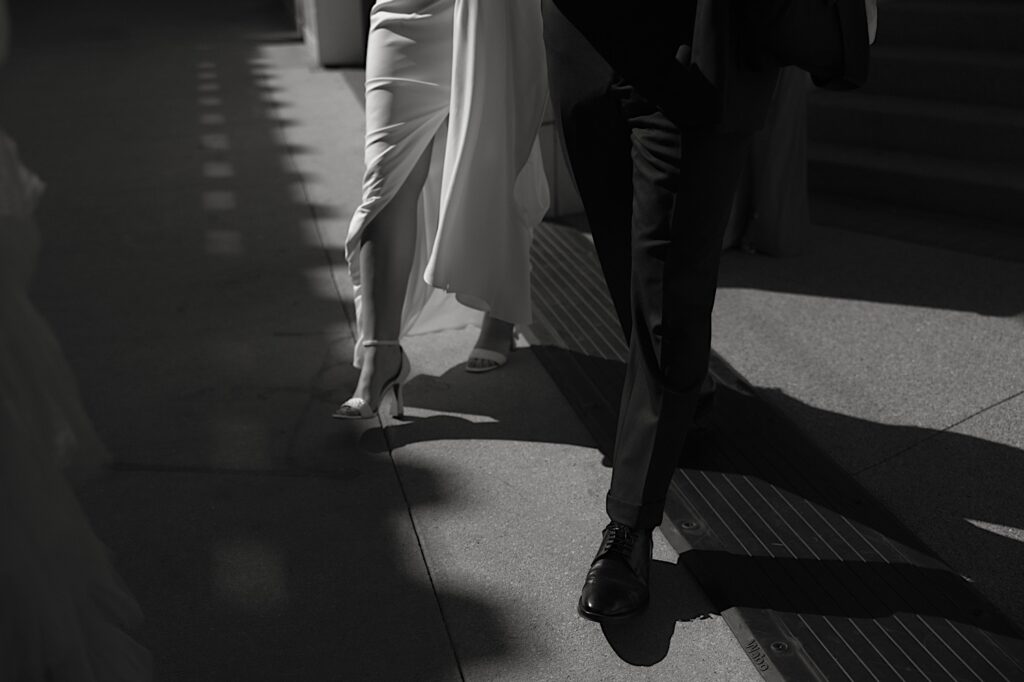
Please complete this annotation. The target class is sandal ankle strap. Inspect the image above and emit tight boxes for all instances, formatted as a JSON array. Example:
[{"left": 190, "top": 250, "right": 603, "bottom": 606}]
[{"left": 363, "top": 339, "right": 401, "bottom": 348}]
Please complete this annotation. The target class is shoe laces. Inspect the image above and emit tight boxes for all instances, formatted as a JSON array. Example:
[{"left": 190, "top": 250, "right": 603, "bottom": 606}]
[{"left": 600, "top": 522, "right": 636, "bottom": 558}]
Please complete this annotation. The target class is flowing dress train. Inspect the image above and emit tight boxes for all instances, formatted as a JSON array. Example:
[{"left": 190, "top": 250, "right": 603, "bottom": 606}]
[{"left": 346, "top": 0, "right": 549, "bottom": 366}]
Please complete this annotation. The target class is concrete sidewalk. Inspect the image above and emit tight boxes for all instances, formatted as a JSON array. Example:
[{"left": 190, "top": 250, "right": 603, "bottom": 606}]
[
  {"left": 1, "top": 1, "right": 760, "bottom": 679},
  {"left": 712, "top": 224, "right": 1024, "bottom": 632}
]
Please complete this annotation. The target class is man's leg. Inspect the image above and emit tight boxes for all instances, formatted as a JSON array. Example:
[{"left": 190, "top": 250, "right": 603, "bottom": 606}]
[
  {"left": 608, "top": 107, "right": 749, "bottom": 530},
  {"left": 579, "top": 88, "right": 750, "bottom": 622},
  {"left": 542, "top": 1, "right": 633, "bottom": 339}
]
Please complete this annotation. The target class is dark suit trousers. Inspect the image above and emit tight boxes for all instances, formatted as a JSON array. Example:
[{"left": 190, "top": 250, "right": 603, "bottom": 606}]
[{"left": 543, "top": 3, "right": 751, "bottom": 530}]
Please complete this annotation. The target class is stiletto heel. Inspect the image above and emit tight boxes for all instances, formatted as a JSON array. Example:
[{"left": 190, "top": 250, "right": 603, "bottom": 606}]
[
  {"left": 392, "top": 383, "right": 404, "bottom": 418},
  {"left": 332, "top": 340, "right": 410, "bottom": 420}
]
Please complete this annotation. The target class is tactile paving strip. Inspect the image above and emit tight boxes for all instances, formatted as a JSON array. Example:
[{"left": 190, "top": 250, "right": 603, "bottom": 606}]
[{"left": 527, "top": 220, "right": 1024, "bottom": 681}]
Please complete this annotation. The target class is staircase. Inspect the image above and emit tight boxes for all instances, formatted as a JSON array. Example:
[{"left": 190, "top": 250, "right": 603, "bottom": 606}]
[{"left": 808, "top": 1, "right": 1024, "bottom": 240}]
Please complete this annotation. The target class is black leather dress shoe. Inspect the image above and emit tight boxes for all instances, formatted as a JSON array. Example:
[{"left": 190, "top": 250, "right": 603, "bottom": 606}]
[{"left": 577, "top": 522, "right": 652, "bottom": 622}]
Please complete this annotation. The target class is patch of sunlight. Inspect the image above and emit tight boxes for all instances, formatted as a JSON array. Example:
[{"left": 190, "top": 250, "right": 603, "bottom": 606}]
[
  {"left": 200, "top": 112, "right": 226, "bottom": 126},
  {"left": 211, "top": 539, "right": 290, "bottom": 613},
  {"left": 401, "top": 407, "right": 499, "bottom": 424},
  {"left": 202, "top": 190, "right": 237, "bottom": 211},
  {"left": 198, "top": 82, "right": 220, "bottom": 93},
  {"left": 200, "top": 132, "right": 230, "bottom": 151},
  {"left": 198, "top": 95, "right": 222, "bottom": 107},
  {"left": 202, "top": 161, "right": 234, "bottom": 179},
  {"left": 965, "top": 518, "right": 1024, "bottom": 543},
  {"left": 205, "top": 229, "right": 242, "bottom": 255}
]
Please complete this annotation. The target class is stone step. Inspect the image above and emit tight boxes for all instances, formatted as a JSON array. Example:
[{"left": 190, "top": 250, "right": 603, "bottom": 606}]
[
  {"left": 880, "top": 1, "right": 1024, "bottom": 52},
  {"left": 809, "top": 193, "right": 1024, "bottom": 263},
  {"left": 808, "top": 143, "right": 1024, "bottom": 225},
  {"left": 866, "top": 46, "right": 1024, "bottom": 108},
  {"left": 808, "top": 91, "right": 1024, "bottom": 165}
]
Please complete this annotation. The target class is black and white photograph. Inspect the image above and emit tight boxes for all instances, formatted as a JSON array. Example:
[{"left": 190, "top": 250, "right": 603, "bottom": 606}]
[{"left": 2, "top": 0, "right": 1023, "bottom": 679}]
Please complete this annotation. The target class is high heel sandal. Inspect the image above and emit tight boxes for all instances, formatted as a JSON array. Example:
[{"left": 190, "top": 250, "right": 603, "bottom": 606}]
[
  {"left": 332, "top": 340, "right": 410, "bottom": 420},
  {"left": 465, "top": 337, "right": 515, "bottom": 374}
]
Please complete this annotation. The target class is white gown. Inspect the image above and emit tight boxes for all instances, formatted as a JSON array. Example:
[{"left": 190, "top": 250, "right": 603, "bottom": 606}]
[
  {"left": 346, "top": 0, "right": 549, "bottom": 366},
  {"left": 0, "top": 130, "right": 152, "bottom": 681}
]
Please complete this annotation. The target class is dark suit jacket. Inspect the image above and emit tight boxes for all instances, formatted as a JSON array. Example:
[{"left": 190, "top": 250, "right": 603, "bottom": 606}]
[{"left": 551, "top": 0, "right": 869, "bottom": 133}]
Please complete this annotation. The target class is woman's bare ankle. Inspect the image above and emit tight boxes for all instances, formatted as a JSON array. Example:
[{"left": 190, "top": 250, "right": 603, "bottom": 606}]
[
  {"left": 474, "top": 315, "right": 514, "bottom": 352},
  {"left": 354, "top": 344, "right": 403, "bottom": 400}
]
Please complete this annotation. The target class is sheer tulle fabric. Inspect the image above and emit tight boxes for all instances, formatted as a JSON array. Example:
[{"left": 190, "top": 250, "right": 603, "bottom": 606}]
[
  {"left": 346, "top": 0, "right": 549, "bottom": 366},
  {"left": 0, "top": 130, "right": 151, "bottom": 681}
]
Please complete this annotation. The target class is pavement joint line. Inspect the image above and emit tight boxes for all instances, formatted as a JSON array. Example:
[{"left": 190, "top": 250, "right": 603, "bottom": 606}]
[
  {"left": 852, "top": 386, "right": 1024, "bottom": 476},
  {"left": 382, "top": 427, "right": 467, "bottom": 682}
]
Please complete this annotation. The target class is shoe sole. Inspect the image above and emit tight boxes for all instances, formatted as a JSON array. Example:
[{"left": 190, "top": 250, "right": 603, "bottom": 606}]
[
  {"left": 576, "top": 597, "right": 649, "bottom": 623},
  {"left": 464, "top": 363, "right": 506, "bottom": 374},
  {"left": 465, "top": 345, "right": 514, "bottom": 373}
]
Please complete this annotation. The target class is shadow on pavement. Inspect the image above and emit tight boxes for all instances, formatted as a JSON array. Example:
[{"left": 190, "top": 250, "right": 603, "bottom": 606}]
[
  {"left": 600, "top": 560, "right": 720, "bottom": 667},
  {"left": 752, "top": 388, "right": 1024, "bottom": 632},
  {"left": 3, "top": 0, "right": 514, "bottom": 677},
  {"left": 366, "top": 352, "right": 599, "bottom": 453}
]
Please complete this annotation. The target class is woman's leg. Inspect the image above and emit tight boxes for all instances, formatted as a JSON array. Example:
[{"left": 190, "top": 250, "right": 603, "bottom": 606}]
[
  {"left": 341, "top": 0, "right": 456, "bottom": 411},
  {"left": 351, "top": 141, "right": 433, "bottom": 407}
]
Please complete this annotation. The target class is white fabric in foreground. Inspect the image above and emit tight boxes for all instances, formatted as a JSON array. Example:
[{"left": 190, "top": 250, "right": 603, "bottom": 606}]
[{"left": 0, "top": 128, "right": 152, "bottom": 681}]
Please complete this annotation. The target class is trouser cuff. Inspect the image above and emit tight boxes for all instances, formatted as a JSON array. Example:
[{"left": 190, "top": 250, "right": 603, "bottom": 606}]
[{"left": 606, "top": 492, "right": 665, "bottom": 532}]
